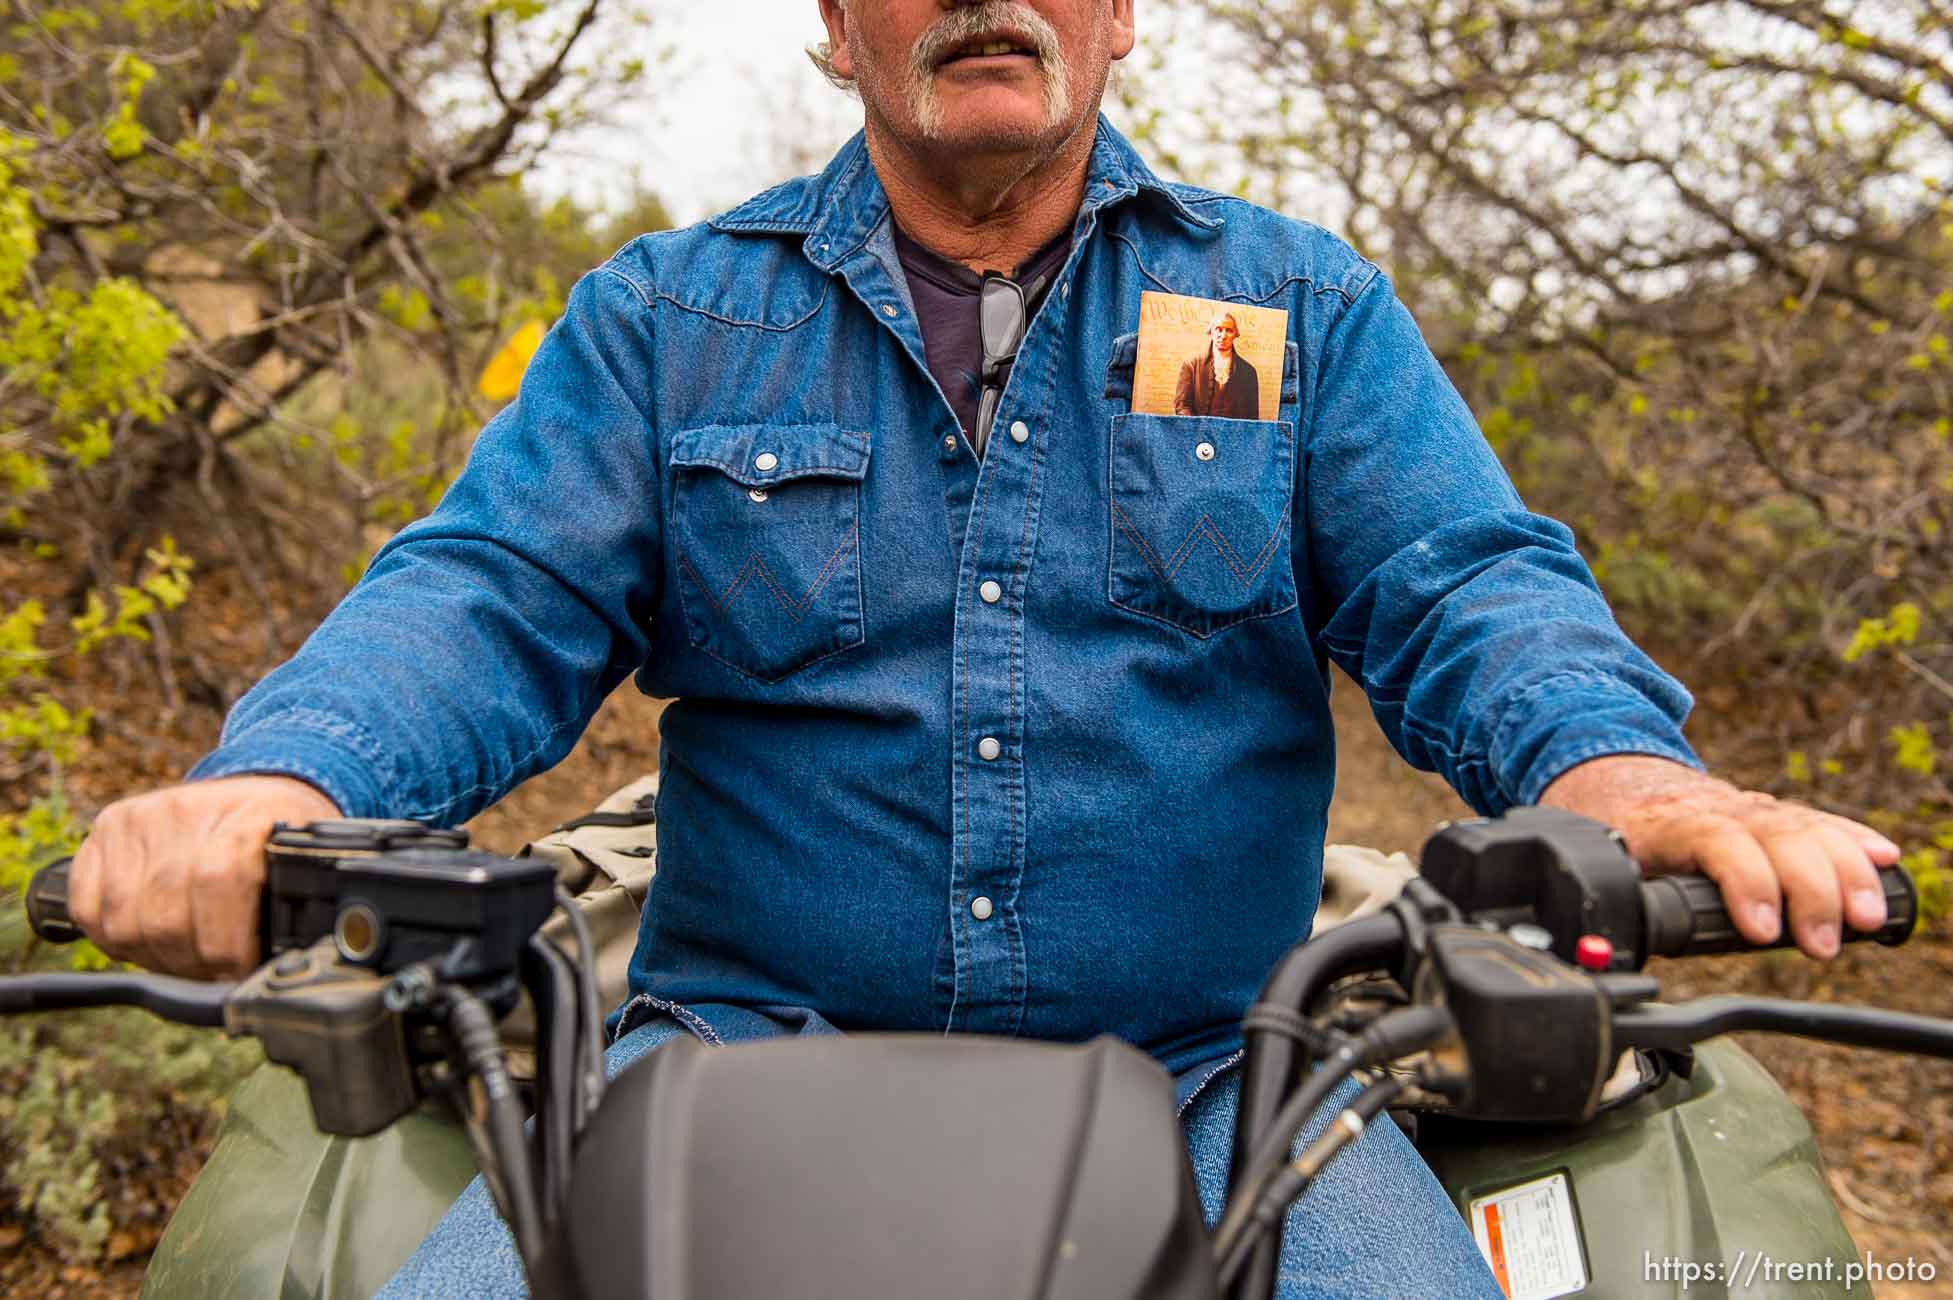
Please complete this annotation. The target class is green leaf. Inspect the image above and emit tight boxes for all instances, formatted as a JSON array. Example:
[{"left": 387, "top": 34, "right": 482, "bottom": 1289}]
[
  {"left": 1842, "top": 602, "right": 1923, "bottom": 662},
  {"left": 1889, "top": 722, "right": 1938, "bottom": 777}
]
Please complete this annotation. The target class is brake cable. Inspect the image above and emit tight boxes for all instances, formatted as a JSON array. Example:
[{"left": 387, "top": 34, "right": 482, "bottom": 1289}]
[
  {"left": 1215, "top": 1072, "right": 1408, "bottom": 1289},
  {"left": 1212, "top": 1003, "right": 1455, "bottom": 1274}
]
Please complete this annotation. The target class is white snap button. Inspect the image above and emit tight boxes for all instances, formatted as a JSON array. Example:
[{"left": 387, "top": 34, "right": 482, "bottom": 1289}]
[
  {"left": 944, "top": 435, "right": 958, "bottom": 451},
  {"left": 979, "top": 580, "right": 1002, "bottom": 604},
  {"left": 978, "top": 736, "right": 1001, "bottom": 761},
  {"left": 1009, "top": 420, "right": 1029, "bottom": 444},
  {"left": 971, "top": 896, "right": 994, "bottom": 921},
  {"left": 1195, "top": 442, "right": 1216, "bottom": 461},
  {"left": 1060, "top": 283, "right": 1070, "bottom": 299},
  {"left": 748, "top": 489, "right": 768, "bottom": 503},
  {"left": 754, "top": 452, "right": 779, "bottom": 471},
  {"left": 881, "top": 303, "right": 898, "bottom": 318}
]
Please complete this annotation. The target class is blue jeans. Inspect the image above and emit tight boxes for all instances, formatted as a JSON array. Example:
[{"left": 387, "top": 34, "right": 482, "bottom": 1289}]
[{"left": 379, "top": 1017, "right": 1500, "bottom": 1298}]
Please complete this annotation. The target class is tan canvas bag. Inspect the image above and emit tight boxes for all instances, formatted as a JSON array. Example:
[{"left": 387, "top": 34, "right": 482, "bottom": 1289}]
[{"left": 501, "top": 775, "right": 659, "bottom": 1077}]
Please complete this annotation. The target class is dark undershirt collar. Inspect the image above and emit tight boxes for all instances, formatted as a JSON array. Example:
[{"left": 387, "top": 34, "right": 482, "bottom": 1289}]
[
  {"left": 890, "top": 221, "right": 1073, "bottom": 456},
  {"left": 890, "top": 223, "right": 1072, "bottom": 293}
]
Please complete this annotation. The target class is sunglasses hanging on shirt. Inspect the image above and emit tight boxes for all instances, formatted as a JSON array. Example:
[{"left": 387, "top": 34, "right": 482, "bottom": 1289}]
[{"left": 974, "top": 270, "right": 1051, "bottom": 457}]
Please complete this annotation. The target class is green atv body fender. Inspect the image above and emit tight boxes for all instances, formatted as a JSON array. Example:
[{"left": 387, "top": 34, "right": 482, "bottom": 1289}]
[
  {"left": 143, "top": 1039, "right": 1855, "bottom": 1300},
  {"left": 1419, "top": 1039, "right": 1858, "bottom": 1299},
  {"left": 142, "top": 1065, "right": 476, "bottom": 1300}
]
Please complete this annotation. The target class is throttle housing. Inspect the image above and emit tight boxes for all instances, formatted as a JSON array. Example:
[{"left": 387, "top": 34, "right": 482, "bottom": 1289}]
[{"left": 1417, "top": 927, "right": 1613, "bottom": 1125}]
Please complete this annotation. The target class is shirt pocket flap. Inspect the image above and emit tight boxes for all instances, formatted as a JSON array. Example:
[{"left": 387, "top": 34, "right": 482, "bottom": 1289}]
[{"left": 668, "top": 423, "right": 871, "bottom": 488}]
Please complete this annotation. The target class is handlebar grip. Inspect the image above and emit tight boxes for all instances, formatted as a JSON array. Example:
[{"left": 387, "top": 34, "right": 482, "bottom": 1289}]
[
  {"left": 25, "top": 857, "right": 83, "bottom": 945},
  {"left": 1642, "top": 866, "right": 1916, "bottom": 960}
]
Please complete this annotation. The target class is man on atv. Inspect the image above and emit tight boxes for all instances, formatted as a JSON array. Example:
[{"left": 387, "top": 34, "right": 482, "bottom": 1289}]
[{"left": 67, "top": 2, "right": 1899, "bottom": 1294}]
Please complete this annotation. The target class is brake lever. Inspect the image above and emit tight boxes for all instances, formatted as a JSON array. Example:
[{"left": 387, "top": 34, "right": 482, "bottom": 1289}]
[{"left": 1613, "top": 996, "right": 1953, "bottom": 1061}]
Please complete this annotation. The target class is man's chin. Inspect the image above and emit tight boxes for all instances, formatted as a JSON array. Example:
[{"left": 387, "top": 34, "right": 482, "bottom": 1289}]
[
  {"left": 926, "top": 119, "right": 1062, "bottom": 156},
  {"left": 918, "top": 81, "right": 1071, "bottom": 152}
]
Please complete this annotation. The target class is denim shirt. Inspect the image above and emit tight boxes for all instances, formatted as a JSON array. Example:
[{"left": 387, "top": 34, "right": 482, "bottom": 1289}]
[{"left": 191, "top": 119, "right": 1697, "bottom": 1078}]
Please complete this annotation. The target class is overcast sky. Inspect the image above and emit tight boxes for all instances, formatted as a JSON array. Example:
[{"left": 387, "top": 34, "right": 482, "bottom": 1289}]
[{"left": 531, "top": 2, "right": 863, "bottom": 223}]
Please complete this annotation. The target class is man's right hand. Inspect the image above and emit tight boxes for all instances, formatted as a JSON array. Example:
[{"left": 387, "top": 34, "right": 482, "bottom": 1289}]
[{"left": 68, "top": 775, "right": 341, "bottom": 980}]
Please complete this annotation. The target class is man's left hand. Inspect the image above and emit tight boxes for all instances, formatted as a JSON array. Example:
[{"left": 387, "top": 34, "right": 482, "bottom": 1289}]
[{"left": 1537, "top": 754, "right": 1900, "bottom": 959}]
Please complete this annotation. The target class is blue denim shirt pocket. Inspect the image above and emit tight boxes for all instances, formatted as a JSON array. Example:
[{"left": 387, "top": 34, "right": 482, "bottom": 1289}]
[
  {"left": 1103, "top": 335, "right": 1300, "bottom": 638},
  {"left": 669, "top": 423, "right": 870, "bottom": 682}
]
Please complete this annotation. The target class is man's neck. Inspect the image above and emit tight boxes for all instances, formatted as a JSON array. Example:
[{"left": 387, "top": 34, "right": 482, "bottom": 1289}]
[{"left": 862, "top": 114, "right": 1096, "bottom": 275}]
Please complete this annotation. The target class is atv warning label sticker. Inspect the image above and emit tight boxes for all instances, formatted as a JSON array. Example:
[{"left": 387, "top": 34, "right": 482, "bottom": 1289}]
[{"left": 1469, "top": 1172, "right": 1588, "bottom": 1300}]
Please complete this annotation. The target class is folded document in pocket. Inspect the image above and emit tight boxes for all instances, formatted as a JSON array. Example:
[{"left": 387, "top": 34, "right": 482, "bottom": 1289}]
[{"left": 1131, "top": 291, "right": 1288, "bottom": 422}]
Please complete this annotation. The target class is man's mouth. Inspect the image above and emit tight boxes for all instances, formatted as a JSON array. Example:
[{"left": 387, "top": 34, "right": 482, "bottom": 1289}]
[{"left": 937, "top": 34, "right": 1039, "bottom": 66}]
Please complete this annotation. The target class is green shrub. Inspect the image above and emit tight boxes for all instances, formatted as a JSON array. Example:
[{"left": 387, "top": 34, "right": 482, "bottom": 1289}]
[
  {"left": 1902, "top": 845, "right": 1953, "bottom": 928},
  {"left": 0, "top": 77, "right": 260, "bottom": 1260},
  {"left": 0, "top": 912, "right": 262, "bottom": 1260}
]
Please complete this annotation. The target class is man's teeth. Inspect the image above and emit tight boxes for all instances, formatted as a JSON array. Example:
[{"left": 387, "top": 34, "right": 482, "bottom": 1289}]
[{"left": 967, "top": 41, "right": 1023, "bottom": 56}]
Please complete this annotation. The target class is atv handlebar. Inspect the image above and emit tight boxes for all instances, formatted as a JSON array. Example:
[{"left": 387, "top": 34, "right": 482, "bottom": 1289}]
[
  {"left": 24, "top": 856, "right": 80, "bottom": 945},
  {"left": 1640, "top": 867, "right": 1915, "bottom": 958},
  {"left": 25, "top": 819, "right": 481, "bottom": 962},
  {"left": 26, "top": 848, "right": 1920, "bottom": 962}
]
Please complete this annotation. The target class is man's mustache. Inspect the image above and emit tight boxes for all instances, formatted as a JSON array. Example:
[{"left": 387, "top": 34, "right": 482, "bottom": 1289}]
[{"left": 910, "top": 2, "right": 1066, "bottom": 74}]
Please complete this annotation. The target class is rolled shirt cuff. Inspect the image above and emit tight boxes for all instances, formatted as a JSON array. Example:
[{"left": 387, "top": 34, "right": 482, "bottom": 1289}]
[
  {"left": 187, "top": 712, "right": 395, "bottom": 820},
  {"left": 1491, "top": 671, "right": 1703, "bottom": 809}
]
